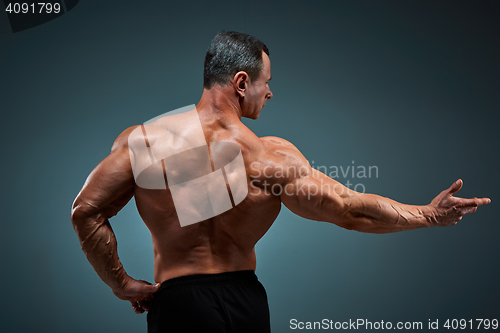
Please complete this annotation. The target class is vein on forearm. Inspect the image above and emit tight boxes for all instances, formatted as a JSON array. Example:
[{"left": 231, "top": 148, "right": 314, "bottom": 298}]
[
  {"left": 75, "top": 210, "right": 126, "bottom": 289},
  {"left": 343, "top": 193, "right": 429, "bottom": 232}
]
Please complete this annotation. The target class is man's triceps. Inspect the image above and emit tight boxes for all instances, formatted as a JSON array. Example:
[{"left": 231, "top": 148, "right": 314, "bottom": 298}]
[
  {"left": 71, "top": 144, "right": 135, "bottom": 291},
  {"left": 280, "top": 171, "right": 350, "bottom": 226}
]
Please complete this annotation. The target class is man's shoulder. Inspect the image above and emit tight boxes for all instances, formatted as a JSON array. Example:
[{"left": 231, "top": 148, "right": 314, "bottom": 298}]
[
  {"left": 254, "top": 136, "right": 310, "bottom": 181},
  {"left": 259, "top": 136, "right": 295, "bottom": 147},
  {"left": 111, "top": 125, "right": 141, "bottom": 152},
  {"left": 258, "top": 136, "right": 303, "bottom": 160},
  {"left": 111, "top": 123, "right": 171, "bottom": 152}
]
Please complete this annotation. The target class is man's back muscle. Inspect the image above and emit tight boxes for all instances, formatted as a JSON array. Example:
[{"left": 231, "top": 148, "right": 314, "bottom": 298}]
[{"left": 130, "top": 109, "right": 295, "bottom": 283}]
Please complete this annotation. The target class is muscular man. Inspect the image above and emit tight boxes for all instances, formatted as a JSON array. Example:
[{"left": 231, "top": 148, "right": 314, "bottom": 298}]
[{"left": 71, "top": 31, "right": 490, "bottom": 333}]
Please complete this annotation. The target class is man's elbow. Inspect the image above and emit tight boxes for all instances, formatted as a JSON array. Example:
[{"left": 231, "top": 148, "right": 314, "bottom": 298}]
[
  {"left": 331, "top": 214, "right": 360, "bottom": 231},
  {"left": 70, "top": 200, "right": 95, "bottom": 230},
  {"left": 71, "top": 206, "right": 88, "bottom": 233}
]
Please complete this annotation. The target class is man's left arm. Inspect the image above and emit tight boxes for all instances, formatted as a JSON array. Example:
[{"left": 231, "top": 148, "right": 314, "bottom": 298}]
[
  {"left": 71, "top": 127, "right": 159, "bottom": 313},
  {"left": 268, "top": 137, "right": 491, "bottom": 233}
]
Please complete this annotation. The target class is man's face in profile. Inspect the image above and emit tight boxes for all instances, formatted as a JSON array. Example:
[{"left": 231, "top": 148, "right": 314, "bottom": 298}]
[{"left": 243, "top": 51, "right": 273, "bottom": 119}]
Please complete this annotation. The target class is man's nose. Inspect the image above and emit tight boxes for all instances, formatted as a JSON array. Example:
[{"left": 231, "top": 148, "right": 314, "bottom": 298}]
[{"left": 267, "top": 90, "right": 273, "bottom": 99}]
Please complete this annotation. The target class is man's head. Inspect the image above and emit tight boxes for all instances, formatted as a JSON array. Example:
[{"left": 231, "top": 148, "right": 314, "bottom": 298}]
[
  {"left": 204, "top": 31, "right": 269, "bottom": 89},
  {"left": 203, "top": 31, "right": 273, "bottom": 119}
]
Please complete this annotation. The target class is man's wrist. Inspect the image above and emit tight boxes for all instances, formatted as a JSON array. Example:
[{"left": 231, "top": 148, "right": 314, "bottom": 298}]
[
  {"left": 421, "top": 204, "right": 437, "bottom": 227},
  {"left": 111, "top": 267, "right": 133, "bottom": 294}
]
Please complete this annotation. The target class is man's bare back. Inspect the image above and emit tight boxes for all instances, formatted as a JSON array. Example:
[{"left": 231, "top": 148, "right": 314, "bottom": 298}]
[
  {"left": 71, "top": 32, "right": 490, "bottom": 323},
  {"left": 132, "top": 110, "right": 286, "bottom": 283}
]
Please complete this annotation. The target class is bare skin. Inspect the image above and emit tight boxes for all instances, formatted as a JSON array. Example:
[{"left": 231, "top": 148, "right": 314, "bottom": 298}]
[{"left": 71, "top": 51, "right": 491, "bottom": 314}]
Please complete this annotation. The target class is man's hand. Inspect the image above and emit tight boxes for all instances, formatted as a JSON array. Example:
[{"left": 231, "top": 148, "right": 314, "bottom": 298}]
[
  {"left": 429, "top": 179, "right": 491, "bottom": 226},
  {"left": 113, "top": 278, "right": 161, "bottom": 314}
]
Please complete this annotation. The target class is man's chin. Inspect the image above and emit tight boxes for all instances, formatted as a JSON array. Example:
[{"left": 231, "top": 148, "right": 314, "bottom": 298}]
[
  {"left": 243, "top": 110, "right": 261, "bottom": 120},
  {"left": 251, "top": 111, "right": 261, "bottom": 120}
]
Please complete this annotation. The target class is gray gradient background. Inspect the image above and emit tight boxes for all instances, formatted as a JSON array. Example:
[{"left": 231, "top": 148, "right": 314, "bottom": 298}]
[{"left": 1, "top": 1, "right": 498, "bottom": 332}]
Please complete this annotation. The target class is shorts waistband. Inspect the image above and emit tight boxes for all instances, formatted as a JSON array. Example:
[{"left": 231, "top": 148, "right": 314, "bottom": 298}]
[{"left": 158, "top": 270, "right": 257, "bottom": 291}]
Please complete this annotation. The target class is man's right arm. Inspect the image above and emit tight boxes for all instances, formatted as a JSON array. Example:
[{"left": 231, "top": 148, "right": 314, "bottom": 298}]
[
  {"left": 71, "top": 126, "right": 160, "bottom": 313},
  {"left": 261, "top": 137, "right": 491, "bottom": 233}
]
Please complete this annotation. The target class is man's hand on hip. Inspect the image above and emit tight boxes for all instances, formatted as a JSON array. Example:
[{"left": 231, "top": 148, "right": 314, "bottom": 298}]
[{"left": 113, "top": 278, "right": 161, "bottom": 314}]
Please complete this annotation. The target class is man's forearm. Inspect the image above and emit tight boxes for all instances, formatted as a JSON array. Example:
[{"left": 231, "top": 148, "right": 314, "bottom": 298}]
[
  {"left": 71, "top": 210, "right": 131, "bottom": 291},
  {"left": 342, "top": 193, "right": 435, "bottom": 233}
]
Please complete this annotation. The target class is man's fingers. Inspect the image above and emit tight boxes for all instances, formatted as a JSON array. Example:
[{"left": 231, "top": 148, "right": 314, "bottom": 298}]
[
  {"left": 131, "top": 282, "right": 160, "bottom": 300},
  {"left": 139, "top": 283, "right": 160, "bottom": 301},
  {"left": 138, "top": 281, "right": 160, "bottom": 294},
  {"left": 130, "top": 301, "right": 145, "bottom": 314},
  {"left": 478, "top": 198, "right": 491, "bottom": 206},
  {"left": 131, "top": 296, "right": 154, "bottom": 313},
  {"left": 121, "top": 280, "right": 161, "bottom": 313},
  {"left": 458, "top": 197, "right": 491, "bottom": 207},
  {"left": 447, "top": 179, "right": 463, "bottom": 195},
  {"left": 138, "top": 297, "right": 154, "bottom": 312}
]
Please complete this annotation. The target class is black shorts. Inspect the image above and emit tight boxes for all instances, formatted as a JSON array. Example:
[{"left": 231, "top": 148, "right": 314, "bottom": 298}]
[{"left": 147, "top": 270, "right": 271, "bottom": 333}]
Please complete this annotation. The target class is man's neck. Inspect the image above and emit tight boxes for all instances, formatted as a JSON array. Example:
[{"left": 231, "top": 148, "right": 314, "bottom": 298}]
[{"left": 196, "top": 86, "right": 243, "bottom": 126}]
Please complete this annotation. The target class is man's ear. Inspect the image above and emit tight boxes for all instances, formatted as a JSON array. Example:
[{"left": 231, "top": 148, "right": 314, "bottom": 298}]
[{"left": 233, "top": 71, "right": 249, "bottom": 98}]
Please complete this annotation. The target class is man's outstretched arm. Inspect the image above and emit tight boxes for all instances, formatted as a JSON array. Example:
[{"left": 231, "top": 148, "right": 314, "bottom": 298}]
[
  {"left": 265, "top": 137, "right": 491, "bottom": 233},
  {"left": 71, "top": 127, "right": 159, "bottom": 313}
]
